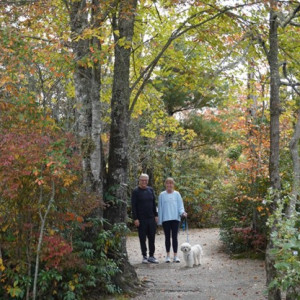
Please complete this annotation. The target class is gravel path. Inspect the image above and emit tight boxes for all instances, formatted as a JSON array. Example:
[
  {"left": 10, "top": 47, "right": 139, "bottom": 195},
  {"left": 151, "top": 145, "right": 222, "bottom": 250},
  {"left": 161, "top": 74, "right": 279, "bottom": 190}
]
[{"left": 127, "top": 228, "right": 267, "bottom": 300}]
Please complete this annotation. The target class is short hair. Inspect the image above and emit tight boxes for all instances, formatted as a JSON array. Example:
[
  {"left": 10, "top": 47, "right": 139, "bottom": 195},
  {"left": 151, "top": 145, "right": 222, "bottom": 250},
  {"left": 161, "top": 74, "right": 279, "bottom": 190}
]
[
  {"left": 139, "top": 173, "right": 149, "bottom": 180},
  {"left": 165, "top": 177, "right": 175, "bottom": 184}
]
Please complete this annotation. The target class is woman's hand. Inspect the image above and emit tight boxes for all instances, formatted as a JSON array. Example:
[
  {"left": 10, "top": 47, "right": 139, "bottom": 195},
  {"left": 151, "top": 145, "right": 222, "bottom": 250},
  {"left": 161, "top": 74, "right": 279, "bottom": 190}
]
[
  {"left": 134, "top": 219, "right": 140, "bottom": 227},
  {"left": 182, "top": 212, "right": 187, "bottom": 218}
]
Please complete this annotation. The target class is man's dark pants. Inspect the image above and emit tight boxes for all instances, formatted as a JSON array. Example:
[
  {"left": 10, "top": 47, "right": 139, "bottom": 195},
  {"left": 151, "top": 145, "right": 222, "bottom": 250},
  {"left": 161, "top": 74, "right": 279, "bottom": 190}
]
[{"left": 138, "top": 218, "right": 156, "bottom": 257}]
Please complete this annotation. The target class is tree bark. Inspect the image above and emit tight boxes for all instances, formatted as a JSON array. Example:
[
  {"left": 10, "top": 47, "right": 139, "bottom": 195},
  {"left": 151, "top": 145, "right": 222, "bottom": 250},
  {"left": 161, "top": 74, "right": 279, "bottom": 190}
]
[
  {"left": 32, "top": 182, "right": 55, "bottom": 300},
  {"left": 246, "top": 60, "right": 259, "bottom": 232},
  {"left": 266, "top": 1, "right": 282, "bottom": 299},
  {"left": 104, "top": 0, "right": 140, "bottom": 292},
  {"left": 69, "top": 0, "right": 103, "bottom": 198},
  {"left": 287, "top": 112, "right": 300, "bottom": 217},
  {"left": 286, "top": 111, "right": 300, "bottom": 299},
  {"left": 268, "top": 3, "right": 281, "bottom": 196}
]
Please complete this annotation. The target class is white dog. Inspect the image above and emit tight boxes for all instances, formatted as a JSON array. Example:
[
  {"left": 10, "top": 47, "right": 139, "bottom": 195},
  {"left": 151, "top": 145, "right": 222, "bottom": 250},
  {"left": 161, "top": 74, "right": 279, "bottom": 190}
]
[{"left": 180, "top": 242, "right": 203, "bottom": 268}]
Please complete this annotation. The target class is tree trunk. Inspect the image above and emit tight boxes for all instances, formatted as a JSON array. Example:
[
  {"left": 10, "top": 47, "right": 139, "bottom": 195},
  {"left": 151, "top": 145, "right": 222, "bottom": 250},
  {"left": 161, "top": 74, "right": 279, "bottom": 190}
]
[
  {"left": 287, "top": 109, "right": 300, "bottom": 218},
  {"left": 286, "top": 110, "right": 300, "bottom": 300},
  {"left": 32, "top": 182, "right": 55, "bottom": 300},
  {"left": 246, "top": 60, "right": 259, "bottom": 232},
  {"left": 268, "top": 3, "right": 281, "bottom": 197},
  {"left": 104, "top": 0, "right": 140, "bottom": 292},
  {"left": 69, "top": 1, "right": 103, "bottom": 198},
  {"left": 266, "top": 2, "right": 282, "bottom": 299},
  {"left": 164, "top": 109, "right": 175, "bottom": 178}
]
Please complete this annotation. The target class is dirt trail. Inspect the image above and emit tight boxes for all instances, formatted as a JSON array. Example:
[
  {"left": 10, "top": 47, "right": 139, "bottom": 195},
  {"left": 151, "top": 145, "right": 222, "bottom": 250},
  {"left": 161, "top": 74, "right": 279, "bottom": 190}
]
[{"left": 127, "top": 228, "right": 267, "bottom": 300}]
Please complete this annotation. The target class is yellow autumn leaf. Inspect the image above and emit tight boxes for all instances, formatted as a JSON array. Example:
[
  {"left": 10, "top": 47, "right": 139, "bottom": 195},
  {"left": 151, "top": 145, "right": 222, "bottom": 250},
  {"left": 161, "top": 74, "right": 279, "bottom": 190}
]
[
  {"left": 0, "top": 258, "right": 5, "bottom": 272},
  {"left": 1, "top": 224, "right": 9, "bottom": 232},
  {"left": 101, "top": 133, "right": 109, "bottom": 143},
  {"left": 48, "top": 229, "right": 55, "bottom": 236},
  {"left": 69, "top": 281, "right": 75, "bottom": 291},
  {"left": 63, "top": 175, "right": 77, "bottom": 187},
  {"left": 140, "top": 128, "right": 156, "bottom": 139}
]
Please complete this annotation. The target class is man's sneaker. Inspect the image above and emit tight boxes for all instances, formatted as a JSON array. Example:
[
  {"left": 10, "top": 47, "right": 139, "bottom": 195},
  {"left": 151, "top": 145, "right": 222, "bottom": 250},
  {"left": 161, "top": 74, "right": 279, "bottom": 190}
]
[
  {"left": 173, "top": 256, "right": 180, "bottom": 263},
  {"left": 142, "top": 256, "right": 149, "bottom": 264},
  {"left": 165, "top": 256, "right": 171, "bottom": 263},
  {"left": 148, "top": 256, "right": 159, "bottom": 264}
]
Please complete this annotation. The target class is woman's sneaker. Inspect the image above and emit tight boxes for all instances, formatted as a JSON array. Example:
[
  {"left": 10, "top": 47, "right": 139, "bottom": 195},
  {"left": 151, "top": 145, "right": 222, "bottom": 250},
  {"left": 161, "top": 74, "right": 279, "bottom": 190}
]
[
  {"left": 165, "top": 256, "right": 171, "bottom": 263},
  {"left": 142, "top": 256, "right": 149, "bottom": 264},
  {"left": 173, "top": 256, "right": 180, "bottom": 263},
  {"left": 148, "top": 256, "right": 159, "bottom": 264}
]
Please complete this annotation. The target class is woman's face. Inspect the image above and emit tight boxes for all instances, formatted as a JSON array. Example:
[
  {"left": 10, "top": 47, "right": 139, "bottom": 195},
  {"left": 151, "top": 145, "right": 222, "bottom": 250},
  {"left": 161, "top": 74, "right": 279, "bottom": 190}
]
[{"left": 165, "top": 181, "right": 174, "bottom": 192}]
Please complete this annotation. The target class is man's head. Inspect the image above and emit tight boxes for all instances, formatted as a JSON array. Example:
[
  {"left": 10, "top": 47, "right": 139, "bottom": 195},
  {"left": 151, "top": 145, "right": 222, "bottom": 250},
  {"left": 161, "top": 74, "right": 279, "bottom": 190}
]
[{"left": 139, "top": 173, "right": 149, "bottom": 189}]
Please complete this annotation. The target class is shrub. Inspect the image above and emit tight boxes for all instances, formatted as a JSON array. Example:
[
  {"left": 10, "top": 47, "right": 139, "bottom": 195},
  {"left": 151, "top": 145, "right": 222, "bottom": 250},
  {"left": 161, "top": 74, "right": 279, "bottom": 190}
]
[
  {"left": 267, "top": 191, "right": 300, "bottom": 297},
  {"left": 0, "top": 101, "right": 123, "bottom": 298},
  {"left": 220, "top": 180, "right": 268, "bottom": 254},
  {"left": 0, "top": 218, "right": 123, "bottom": 299}
]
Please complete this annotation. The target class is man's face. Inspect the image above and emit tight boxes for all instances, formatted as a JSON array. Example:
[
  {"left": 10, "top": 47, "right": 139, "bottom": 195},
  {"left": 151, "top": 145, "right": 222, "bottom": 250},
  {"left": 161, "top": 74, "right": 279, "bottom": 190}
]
[{"left": 139, "top": 177, "right": 148, "bottom": 189}]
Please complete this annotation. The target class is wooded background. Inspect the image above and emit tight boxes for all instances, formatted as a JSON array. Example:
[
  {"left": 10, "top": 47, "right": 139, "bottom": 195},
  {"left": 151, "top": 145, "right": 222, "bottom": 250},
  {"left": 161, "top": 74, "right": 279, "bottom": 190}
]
[{"left": 0, "top": 0, "right": 299, "bottom": 299}]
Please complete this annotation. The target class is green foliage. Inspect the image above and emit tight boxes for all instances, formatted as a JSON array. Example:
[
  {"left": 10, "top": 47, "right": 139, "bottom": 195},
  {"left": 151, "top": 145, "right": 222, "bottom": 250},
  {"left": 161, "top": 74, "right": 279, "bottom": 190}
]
[
  {"left": 0, "top": 99, "right": 122, "bottom": 298},
  {"left": 172, "top": 154, "right": 226, "bottom": 228},
  {"left": 183, "top": 114, "right": 227, "bottom": 146},
  {"left": 227, "top": 145, "right": 243, "bottom": 161},
  {"left": 59, "top": 223, "right": 123, "bottom": 297},
  {"left": 266, "top": 190, "right": 300, "bottom": 297},
  {"left": 0, "top": 221, "right": 123, "bottom": 299},
  {"left": 216, "top": 103, "right": 272, "bottom": 255},
  {"left": 219, "top": 178, "right": 268, "bottom": 254},
  {"left": 1, "top": 268, "right": 30, "bottom": 299}
]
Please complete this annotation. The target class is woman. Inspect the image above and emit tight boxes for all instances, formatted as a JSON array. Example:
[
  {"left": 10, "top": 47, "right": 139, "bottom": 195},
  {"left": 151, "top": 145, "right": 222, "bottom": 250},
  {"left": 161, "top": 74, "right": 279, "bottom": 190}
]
[{"left": 158, "top": 177, "right": 187, "bottom": 263}]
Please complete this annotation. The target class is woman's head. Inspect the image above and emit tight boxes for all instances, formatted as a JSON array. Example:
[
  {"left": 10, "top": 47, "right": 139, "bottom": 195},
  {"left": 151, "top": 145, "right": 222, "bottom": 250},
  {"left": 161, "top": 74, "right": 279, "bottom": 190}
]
[{"left": 165, "top": 177, "right": 175, "bottom": 193}]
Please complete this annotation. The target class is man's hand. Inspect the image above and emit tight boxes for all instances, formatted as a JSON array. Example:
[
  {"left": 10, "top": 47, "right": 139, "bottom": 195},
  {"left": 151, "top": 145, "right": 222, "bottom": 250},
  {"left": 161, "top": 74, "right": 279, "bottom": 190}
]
[
  {"left": 182, "top": 212, "right": 188, "bottom": 218},
  {"left": 134, "top": 219, "right": 140, "bottom": 227},
  {"left": 155, "top": 216, "right": 158, "bottom": 224}
]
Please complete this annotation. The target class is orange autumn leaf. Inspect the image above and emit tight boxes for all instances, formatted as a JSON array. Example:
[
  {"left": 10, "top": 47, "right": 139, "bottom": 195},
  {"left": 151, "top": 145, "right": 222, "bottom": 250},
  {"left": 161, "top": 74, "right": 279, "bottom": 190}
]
[
  {"left": 76, "top": 216, "right": 84, "bottom": 223},
  {"left": 257, "top": 206, "right": 264, "bottom": 212}
]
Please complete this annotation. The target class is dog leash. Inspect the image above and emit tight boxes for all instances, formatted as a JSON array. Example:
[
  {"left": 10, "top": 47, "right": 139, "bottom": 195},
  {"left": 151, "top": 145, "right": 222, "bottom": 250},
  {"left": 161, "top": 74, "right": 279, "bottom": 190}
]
[{"left": 182, "top": 216, "right": 189, "bottom": 243}]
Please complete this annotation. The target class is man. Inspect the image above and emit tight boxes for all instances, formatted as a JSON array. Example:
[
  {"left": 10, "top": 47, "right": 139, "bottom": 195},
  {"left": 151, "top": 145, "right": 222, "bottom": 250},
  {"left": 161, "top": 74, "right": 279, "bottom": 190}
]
[{"left": 131, "top": 173, "right": 159, "bottom": 264}]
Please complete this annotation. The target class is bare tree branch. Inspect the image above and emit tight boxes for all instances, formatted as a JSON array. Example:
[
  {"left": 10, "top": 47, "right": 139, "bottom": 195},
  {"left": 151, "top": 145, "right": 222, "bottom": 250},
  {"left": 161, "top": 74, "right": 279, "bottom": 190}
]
[
  {"left": 281, "top": 3, "right": 300, "bottom": 27},
  {"left": 0, "top": 0, "right": 38, "bottom": 4},
  {"left": 214, "top": 36, "right": 251, "bottom": 76},
  {"left": 153, "top": 0, "right": 162, "bottom": 23},
  {"left": 290, "top": 20, "right": 300, "bottom": 26},
  {"left": 205, "top": 2, "right": 259, "bottom": 27},
  {"left": 281, "top": 62, "right": 300, "bottom": 95},
  {"left": 131, "top": 33, "right": 159, "bottom": 54},
  {"left": 21, "top": 35, "right": 52, "bottom": 42},
  {"left": 255, "top": 33, "right": 270, "bottom": 59},
  {"left": 280, "top": 81, "right": 300, "bottom": 87}
]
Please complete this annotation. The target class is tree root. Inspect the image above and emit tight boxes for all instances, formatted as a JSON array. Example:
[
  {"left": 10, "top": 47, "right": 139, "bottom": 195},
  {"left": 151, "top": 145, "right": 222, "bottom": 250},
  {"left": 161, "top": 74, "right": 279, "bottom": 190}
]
[{"left": 114, "top": 258, "right": 144, "bottom": 296}]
